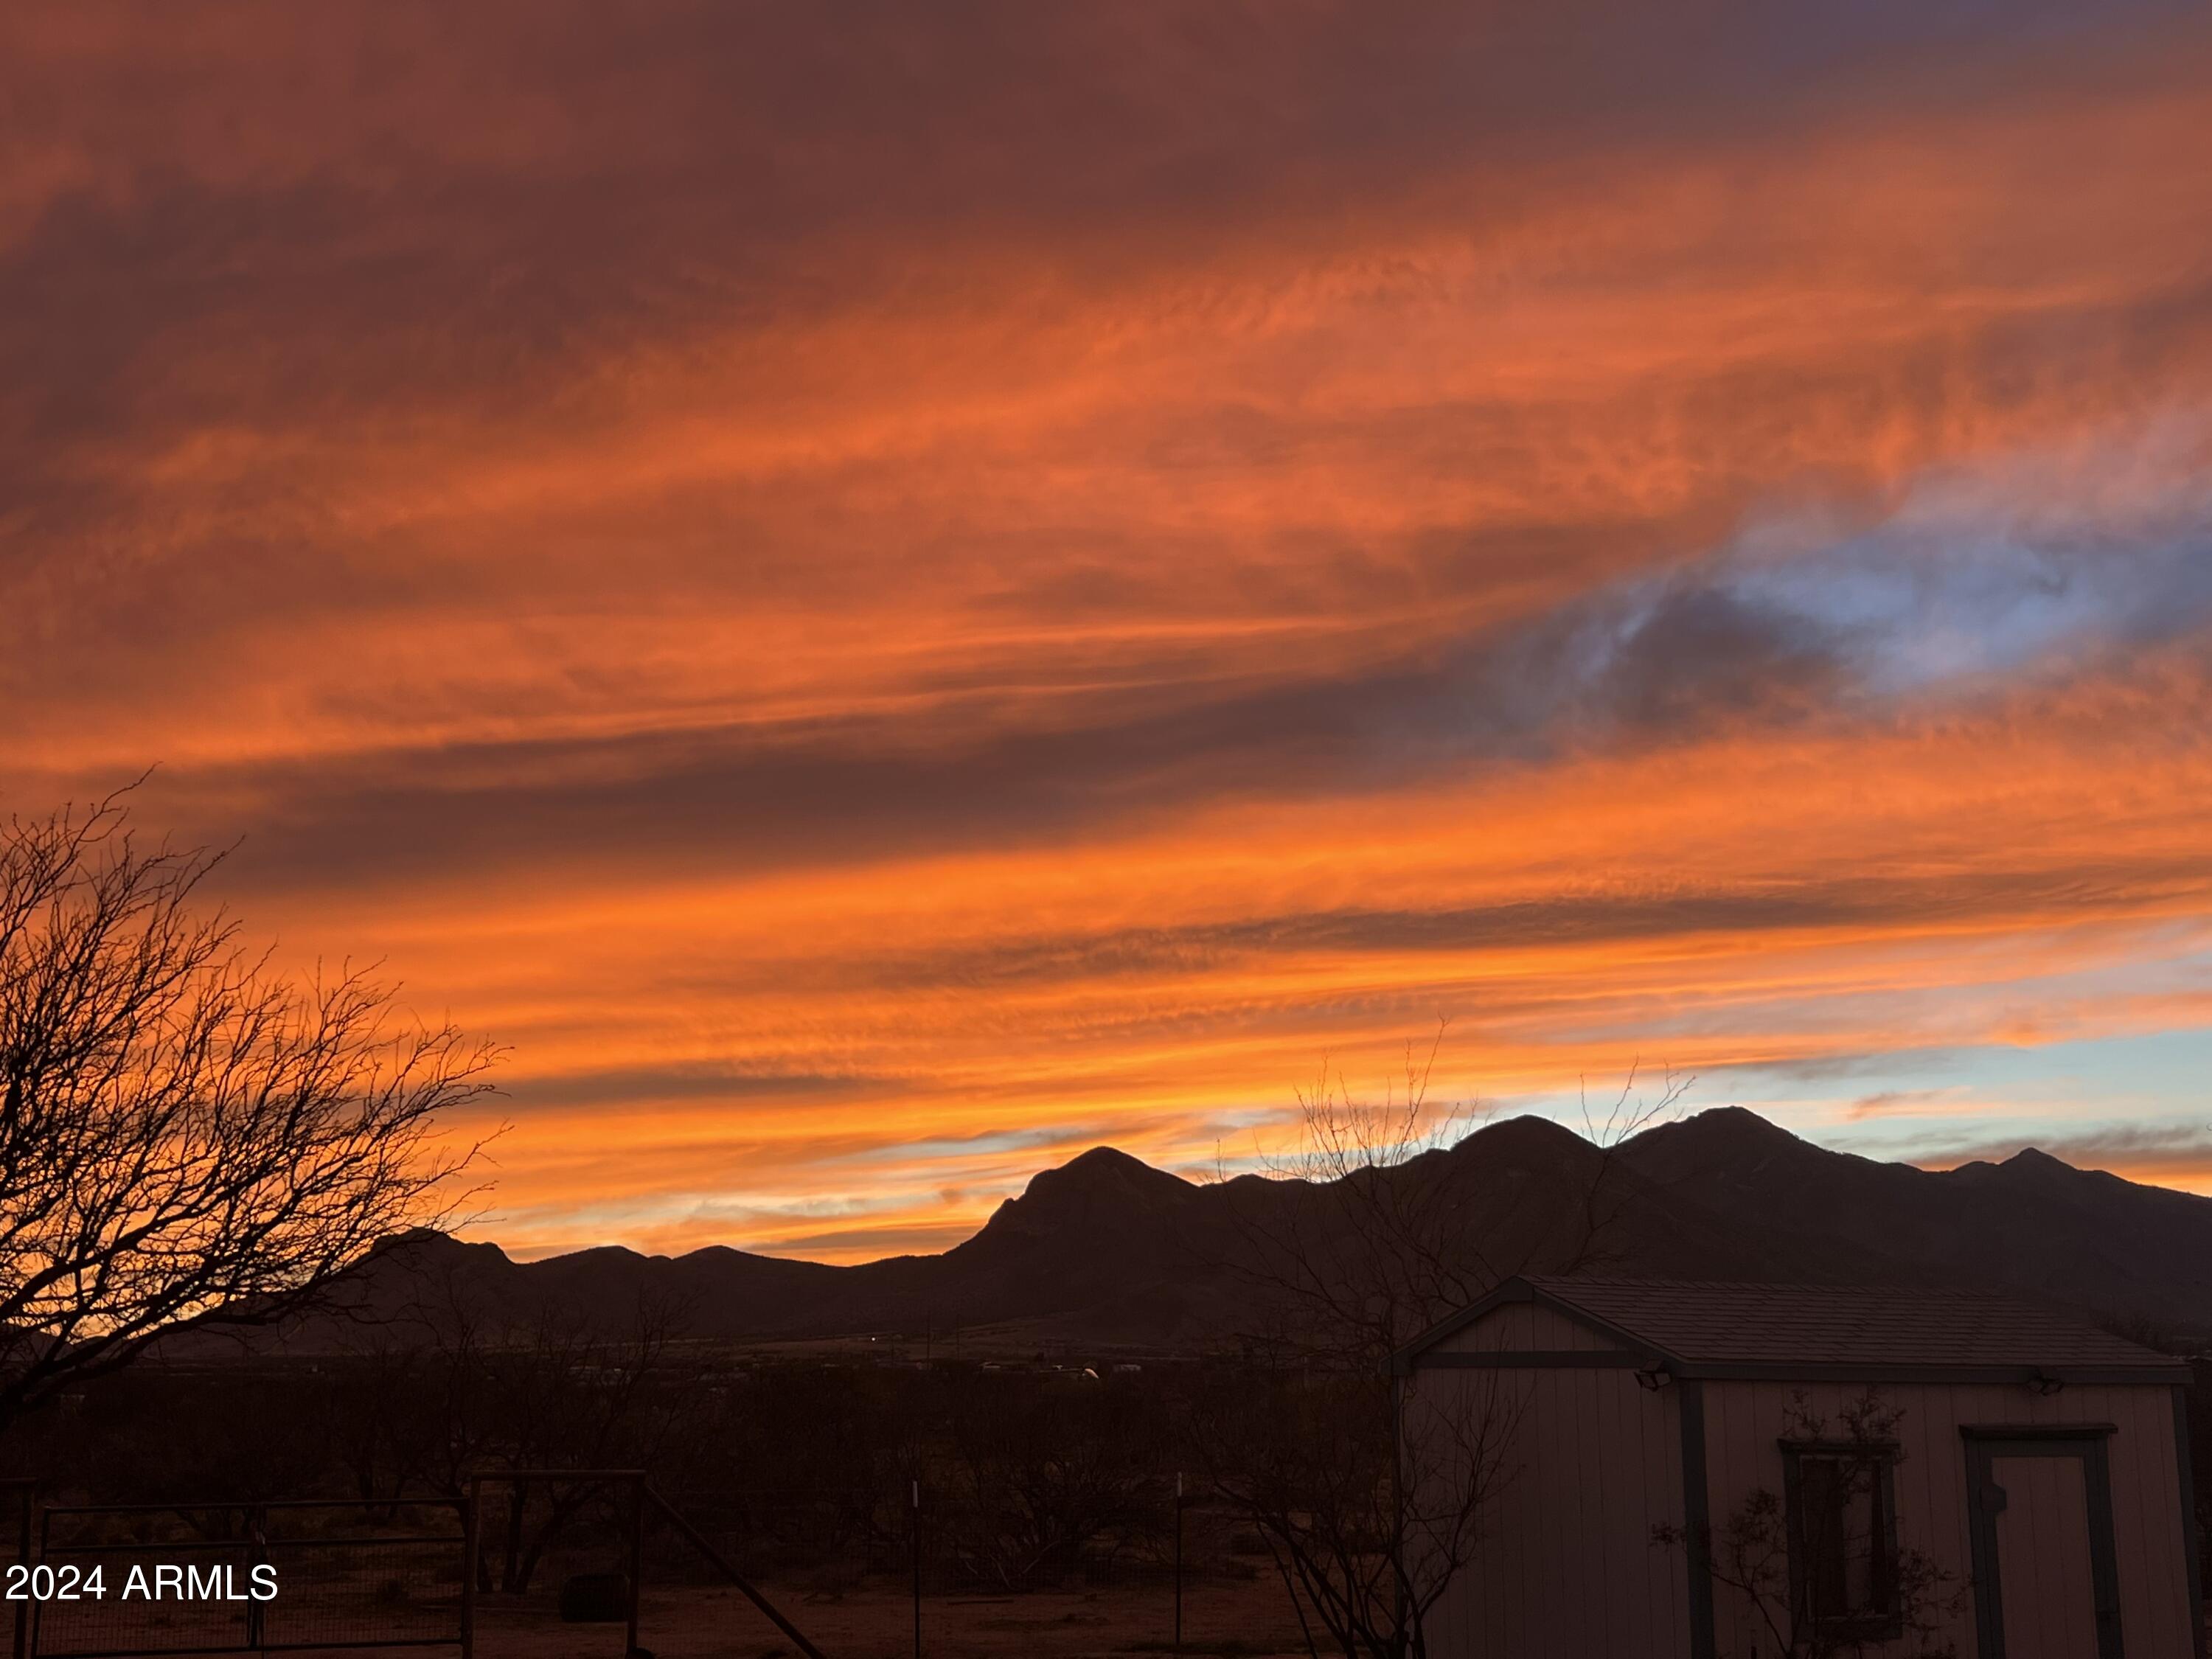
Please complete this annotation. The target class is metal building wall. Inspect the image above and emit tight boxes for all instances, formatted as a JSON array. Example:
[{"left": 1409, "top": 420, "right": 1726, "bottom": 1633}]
[
  {"left": 1415, "top": 1307, "right": 1691, "bottom": 1658},
  {"left": 1697, "top": 1378, "right": 2196, "bottom": 1658}
]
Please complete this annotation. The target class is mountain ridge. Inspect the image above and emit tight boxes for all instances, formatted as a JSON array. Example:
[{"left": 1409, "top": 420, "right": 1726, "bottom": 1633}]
[{"left": 154, "top": 1107, "right": 2212, "bottom": 1357}]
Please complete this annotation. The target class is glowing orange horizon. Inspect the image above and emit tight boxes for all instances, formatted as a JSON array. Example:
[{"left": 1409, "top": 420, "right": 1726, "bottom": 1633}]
[{"left": 4, "top": 4, "right": 2211, "bottom": 1262}]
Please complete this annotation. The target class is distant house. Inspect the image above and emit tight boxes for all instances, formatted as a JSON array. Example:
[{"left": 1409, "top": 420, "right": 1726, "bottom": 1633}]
[{"left": 1394, "top": 1276, "right": 2202, "bottom": 1658}]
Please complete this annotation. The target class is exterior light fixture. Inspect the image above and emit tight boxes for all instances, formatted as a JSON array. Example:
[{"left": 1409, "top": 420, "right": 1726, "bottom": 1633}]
[{"left": 1634, "top": 1366, "right": 1673, "bottom": 1391}]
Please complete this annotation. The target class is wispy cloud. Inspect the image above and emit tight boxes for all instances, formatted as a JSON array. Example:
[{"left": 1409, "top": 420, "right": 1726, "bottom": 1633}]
[
  {"left": 4, "top": 2, "right": 2211, "bottom": 1253},
  {"left": 1913, "top": 1122, "right": 2212, "bottom": 1183}
]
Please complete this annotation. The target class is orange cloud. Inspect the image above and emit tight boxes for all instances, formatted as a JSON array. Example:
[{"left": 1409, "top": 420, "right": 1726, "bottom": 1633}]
[{"left": 4, "top": 2, "right": 2212, "bottom": 1256}]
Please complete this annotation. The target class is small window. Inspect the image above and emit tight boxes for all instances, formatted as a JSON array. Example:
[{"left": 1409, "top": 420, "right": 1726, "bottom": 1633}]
[{"left": 1781, "top": 1443, "right": 1899, "bottom": 1638}]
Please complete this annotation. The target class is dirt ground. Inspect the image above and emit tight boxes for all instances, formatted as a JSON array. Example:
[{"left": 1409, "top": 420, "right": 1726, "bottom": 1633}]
[
  {"left": 471, "top": 1576, "right": 1312, "bottom": 1658},
  {"left": 35, "top": 1585, "right": 2212, "bottom": 1658}
]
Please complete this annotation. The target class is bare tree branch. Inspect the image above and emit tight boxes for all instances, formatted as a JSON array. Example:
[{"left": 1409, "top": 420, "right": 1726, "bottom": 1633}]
[
  {"left": 0, "top": 788, "right": 501, "bottom": 1431},
  {"left": 1194, "top": 1027, "right": 1691, "bottom": 1657}
]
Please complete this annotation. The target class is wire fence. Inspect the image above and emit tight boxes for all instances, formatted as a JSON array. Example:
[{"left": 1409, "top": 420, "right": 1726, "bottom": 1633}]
[
  {"left": 4, "top": 1475, "right": 1276, "bottom": 1658},
  {"left": 25, "top": 1500, "right": 466, "bottom": 1658},
  {"left": 647, "top": 1481, "right": 1266, "bottom": 1598}
]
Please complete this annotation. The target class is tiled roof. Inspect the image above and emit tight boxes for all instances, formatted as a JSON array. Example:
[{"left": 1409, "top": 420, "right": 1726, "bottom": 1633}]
[{"left": 1523, "top": 1276, "right": 2183, "bottom": 1371}]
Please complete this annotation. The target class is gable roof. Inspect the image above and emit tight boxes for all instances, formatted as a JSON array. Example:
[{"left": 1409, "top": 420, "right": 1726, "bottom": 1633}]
[{"left": 1395, "top": 1275, "right": 2192, "bottom": 1383}]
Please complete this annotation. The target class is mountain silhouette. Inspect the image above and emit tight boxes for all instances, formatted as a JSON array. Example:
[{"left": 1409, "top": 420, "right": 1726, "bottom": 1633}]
[{"left": 161, "top": 1107, "right": 2212, "bottom": 1356}]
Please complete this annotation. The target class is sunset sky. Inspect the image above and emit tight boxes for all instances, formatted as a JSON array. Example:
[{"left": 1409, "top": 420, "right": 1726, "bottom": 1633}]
[{"left": 4, "top": 2, "right": 2211, "bottom": 1261}]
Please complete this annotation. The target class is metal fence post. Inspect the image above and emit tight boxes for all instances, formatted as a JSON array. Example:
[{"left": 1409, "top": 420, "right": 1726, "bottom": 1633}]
[
  {"left": 246, "top": 1504, "right": 266, "bottom": 1655},
  {"left": 1173, "top": 1471, "right": 1183, "bottom": 1653},
  {"left": 459, "top": 1484, "right": 479, "bottom": 1659},
  {"left": 10, "top": 1481, "right": 32, "bottom": 1659},
  {"left": 29, "top": 1505, "right": 49, "bottom": 1659},
  {"left": 624, "top": 1480, "right": 644, "bottom": 1659}
]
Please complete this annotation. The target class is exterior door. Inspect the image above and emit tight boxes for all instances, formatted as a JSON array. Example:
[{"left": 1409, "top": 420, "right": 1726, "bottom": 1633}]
[{"left": 1963, "top": 1430, "right": 2126, "bottom": 1659}]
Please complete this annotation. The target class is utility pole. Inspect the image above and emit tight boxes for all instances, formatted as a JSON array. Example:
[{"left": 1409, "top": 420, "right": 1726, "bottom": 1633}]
[{"left": 911, "top": 1478, "right": 922, "bottom": 1658}]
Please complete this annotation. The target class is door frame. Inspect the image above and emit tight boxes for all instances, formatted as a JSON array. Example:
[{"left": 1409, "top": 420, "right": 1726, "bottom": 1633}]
[{"left": 1961, "top": 1423, "right": 2125, "bottom": 1659}]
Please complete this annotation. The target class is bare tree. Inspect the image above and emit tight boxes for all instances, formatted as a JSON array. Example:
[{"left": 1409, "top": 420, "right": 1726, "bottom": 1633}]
[
  {"left": 1198, "top": 1029, "right": 1690, "bottom": 1658},
  {"left": 941, "top": 1372, "right": 1164, "bottom": 1591},
  {"left": 1653, "top": 1391, "right": 1964, "bottom": 1658},
  {"left": 1228, "top": 1034, "right": 1689, "bottom": 1364},
  {"left": 476, "top": 1300, "right": 692, "bottom": 1594},
  {"left": 1231, "top": 1030, "right": 1497, "bottom": 1367},
  {"left": 0, "top": 790, "right": 499, "bottom": 1433},
  {"left": 1197, "top": 1357, "right": 1521, "bottom": 1659}
]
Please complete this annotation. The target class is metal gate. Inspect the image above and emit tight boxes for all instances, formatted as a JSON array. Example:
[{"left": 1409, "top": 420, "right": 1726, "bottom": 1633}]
[
  {"left": 22, "top": 1498, "right": 468, "bottom": 1658},
  {"left": 10, "top": 1477, "right": 830, "bottom": 1659}
]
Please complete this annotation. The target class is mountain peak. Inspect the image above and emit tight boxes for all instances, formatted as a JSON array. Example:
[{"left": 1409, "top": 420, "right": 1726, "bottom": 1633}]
[
  {"left": 1677, "top": 1104, "right": 1801, "bottom": 1139},
  {"left": 1022, "top": 1144, "right": 1193, "bottom": 1205},
  {"left": 1996, "top": 1145, "right": 2084, "bottom": 1180},
  {"left": 369, "top": 1228, "right": 515, "bottom": 1269},
  {"left": 965, "top": 1144, "right": 1195, "bottom": 1248},
  {"left": 1060, "top": 1144, "right": 1159, "bottom": 1177},
  {"left": 1623, "top": 1104, "right": 1809, "bottom": 1155},
  {"left": 1456, "top": 1113, "right": 1592, "bottom": 1154},
  {"left": 167, "top": 1105, "right": 2212, "bottom": 1356}
]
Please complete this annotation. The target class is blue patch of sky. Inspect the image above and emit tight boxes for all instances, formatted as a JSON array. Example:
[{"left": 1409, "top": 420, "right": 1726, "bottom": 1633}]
[{"left": 1512, "top": 1026, "right": 2212, "bottom": 1172}]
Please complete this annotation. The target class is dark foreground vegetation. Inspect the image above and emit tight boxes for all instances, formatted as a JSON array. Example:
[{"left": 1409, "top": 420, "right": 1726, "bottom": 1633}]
[
  {"left": 2, "top": 1338, "right": 1408, "bottom": 1653},
  {"left": 11, "top": 1326, "right": 2211, "bottom": 1619}
]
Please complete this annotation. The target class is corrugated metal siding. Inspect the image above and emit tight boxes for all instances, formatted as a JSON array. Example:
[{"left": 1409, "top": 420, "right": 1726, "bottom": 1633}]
[
  {"left": 1418, "top": 1365, "right": 1690, "bottom": 1658},
  {"left": 1699, "top": 1380, "right": 2195, "bottom": 1658}
]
